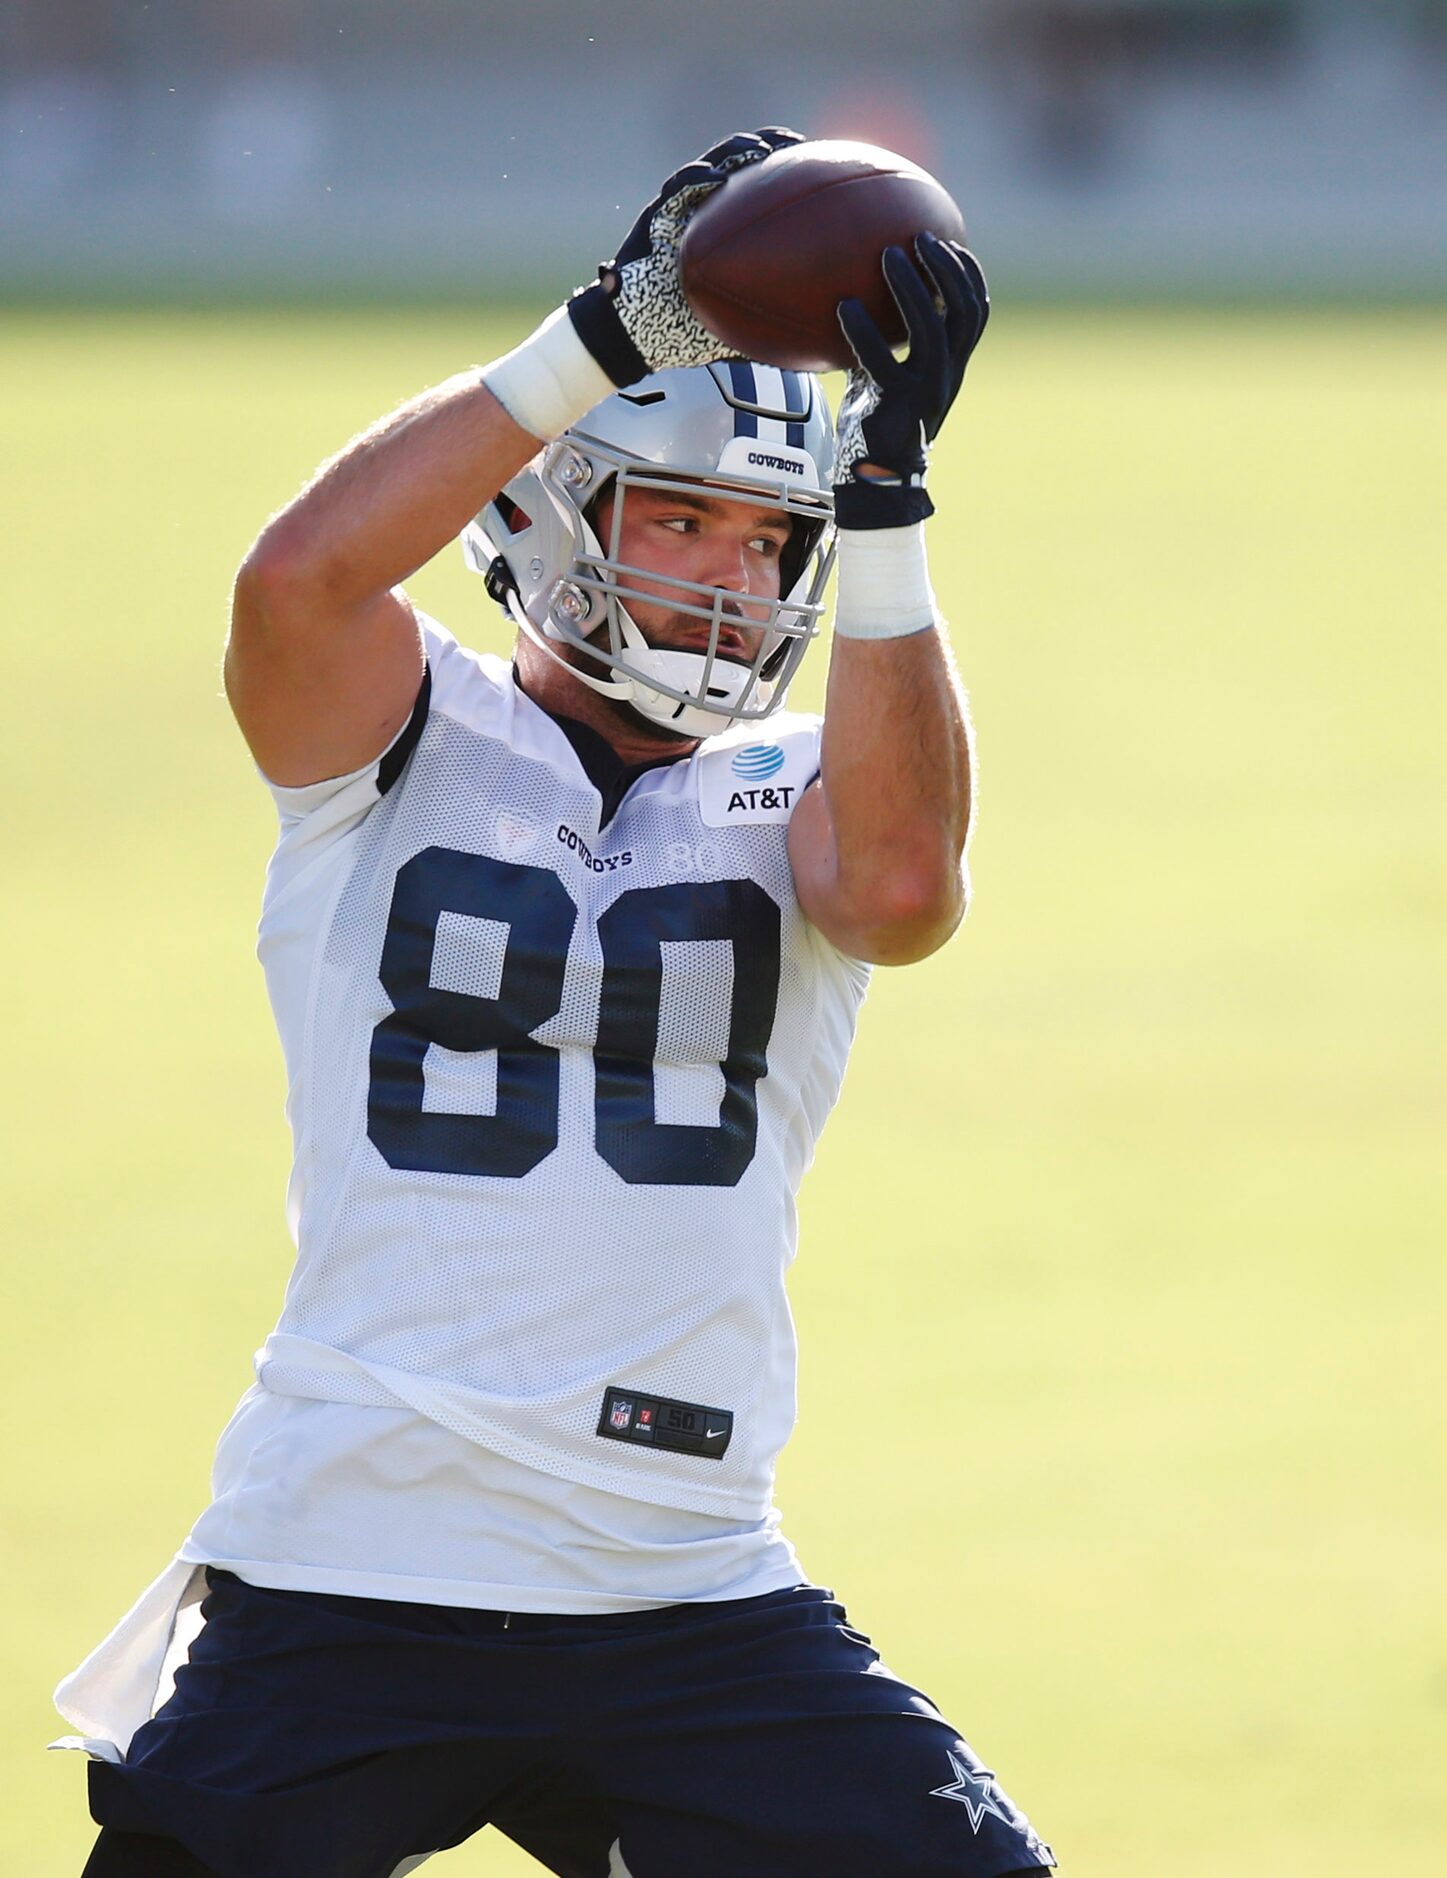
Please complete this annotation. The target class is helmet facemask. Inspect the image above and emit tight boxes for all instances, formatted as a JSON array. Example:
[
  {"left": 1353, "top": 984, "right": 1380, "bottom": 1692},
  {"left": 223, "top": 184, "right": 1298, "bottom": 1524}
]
[{"left": 465, "top": 364, "right": 836, "bottom": 740}]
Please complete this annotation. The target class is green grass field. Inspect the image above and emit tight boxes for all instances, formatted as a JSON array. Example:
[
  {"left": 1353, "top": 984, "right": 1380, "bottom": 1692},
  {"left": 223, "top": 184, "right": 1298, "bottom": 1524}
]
[{"left": 3, "top": 305, "right": 1443, "bottom": 1876}]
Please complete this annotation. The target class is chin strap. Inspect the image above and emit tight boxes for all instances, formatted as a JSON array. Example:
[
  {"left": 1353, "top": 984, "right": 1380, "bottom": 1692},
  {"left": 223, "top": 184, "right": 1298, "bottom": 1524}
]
[{"left": 629, "top": 643, "right": 772, "bottom": 735}]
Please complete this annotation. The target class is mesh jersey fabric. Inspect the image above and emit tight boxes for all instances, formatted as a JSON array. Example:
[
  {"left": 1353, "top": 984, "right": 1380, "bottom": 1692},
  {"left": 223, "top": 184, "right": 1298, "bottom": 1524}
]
[{"left": 252, "top": 616, "right": 870, "bottom": 1524}]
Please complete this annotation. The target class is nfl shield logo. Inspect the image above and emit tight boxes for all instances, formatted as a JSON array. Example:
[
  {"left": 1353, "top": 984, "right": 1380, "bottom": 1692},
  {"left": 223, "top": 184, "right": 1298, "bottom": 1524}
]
[{"left": 609, "top": 1399, "right": 634, "bottom": 1431}]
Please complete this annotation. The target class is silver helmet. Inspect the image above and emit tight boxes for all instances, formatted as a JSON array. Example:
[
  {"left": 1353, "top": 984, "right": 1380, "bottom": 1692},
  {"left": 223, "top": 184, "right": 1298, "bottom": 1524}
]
[{"left": 464, "top": 362, "right": 836, "bottom": 738}]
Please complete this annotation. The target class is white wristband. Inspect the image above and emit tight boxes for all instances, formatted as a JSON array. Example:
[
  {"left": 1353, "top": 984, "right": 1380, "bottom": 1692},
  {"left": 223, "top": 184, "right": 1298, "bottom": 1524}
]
[
  {"left": 832, "top": 523, "right": 940, "bottom": 640},
  {"left": 479, "top": 305, "right": 617, "bottom": 443}
]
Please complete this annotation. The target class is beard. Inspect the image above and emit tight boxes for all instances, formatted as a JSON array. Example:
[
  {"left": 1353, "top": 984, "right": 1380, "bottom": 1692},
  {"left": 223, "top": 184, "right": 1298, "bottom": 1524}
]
[
  {"left": 613, "top": 700, "right": 698, "bottom": 746},
  {"left": 573, "top": 609, "right": 763, "bottom": 744}
]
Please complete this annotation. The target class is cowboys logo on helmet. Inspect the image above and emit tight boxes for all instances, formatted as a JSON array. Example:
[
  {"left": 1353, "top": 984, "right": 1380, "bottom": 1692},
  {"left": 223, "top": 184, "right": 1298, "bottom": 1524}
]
[{"left": 463, "top": 362, "right": 836, "bottom": 739}]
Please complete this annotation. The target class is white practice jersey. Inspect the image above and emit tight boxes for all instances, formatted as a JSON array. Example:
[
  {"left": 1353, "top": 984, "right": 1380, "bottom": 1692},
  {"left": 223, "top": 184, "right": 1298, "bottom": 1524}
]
[
  {"left": 53, "top": 616, "right": 873, "bottom": 1757},
  {"left": 249, "top": 616, "right": 869, "bottom": 1525}
]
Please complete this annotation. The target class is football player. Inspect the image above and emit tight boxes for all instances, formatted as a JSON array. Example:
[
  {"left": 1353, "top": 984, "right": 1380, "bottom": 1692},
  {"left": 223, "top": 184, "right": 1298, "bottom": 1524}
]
[{"left": 59, "top": 130, "right": 1054, "bottom": 1878}]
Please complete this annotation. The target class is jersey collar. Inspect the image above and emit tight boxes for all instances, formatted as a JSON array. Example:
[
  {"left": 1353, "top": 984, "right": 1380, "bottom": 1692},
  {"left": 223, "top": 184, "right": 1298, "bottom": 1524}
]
[{"left": 511, "top": 666, "right": 690, "bottom": 831}]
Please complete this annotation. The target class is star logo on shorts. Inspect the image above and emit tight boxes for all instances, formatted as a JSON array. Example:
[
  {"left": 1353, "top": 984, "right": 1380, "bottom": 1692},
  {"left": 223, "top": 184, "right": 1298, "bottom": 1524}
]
[{"left": 929, "top": 1749, "right": 1011, "bottom": 1833}]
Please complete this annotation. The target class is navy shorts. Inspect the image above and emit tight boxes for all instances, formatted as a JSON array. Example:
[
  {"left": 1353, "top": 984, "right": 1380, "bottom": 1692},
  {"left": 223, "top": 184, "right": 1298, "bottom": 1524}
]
[{"left": 89, "top": 1570, "right": 1055, "bottom": 1878}]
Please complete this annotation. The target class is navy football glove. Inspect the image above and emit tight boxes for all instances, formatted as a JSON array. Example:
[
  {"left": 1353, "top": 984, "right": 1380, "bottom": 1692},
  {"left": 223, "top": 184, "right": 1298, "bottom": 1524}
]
[
  {"left": 833, "top": 236, "right": 990, "bottom": 529},
  {"left": 568, "top": 127, "right": 805, "bottom": 388}
]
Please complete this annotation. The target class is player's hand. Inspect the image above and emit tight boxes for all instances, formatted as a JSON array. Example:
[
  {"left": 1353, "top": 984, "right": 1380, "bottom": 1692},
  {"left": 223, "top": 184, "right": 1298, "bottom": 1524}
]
[
  {"left": 567, "top": 127, "right": 804, "bottom": 387},
  {"left": 832, "top": 236, "right": 990, "bottom": 529}
]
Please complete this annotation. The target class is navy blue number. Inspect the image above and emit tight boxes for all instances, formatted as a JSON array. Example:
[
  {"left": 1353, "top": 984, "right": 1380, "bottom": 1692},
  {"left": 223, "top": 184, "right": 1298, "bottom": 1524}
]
[
  {"left": 595, "top": 881, "right": 780, "bottom": 1188},
  {"left": 368, "top": 847, "right": 576, "bottom": 1178},
  {"left": 369, "top": 858, "right": 780, "bottom": 1186}
]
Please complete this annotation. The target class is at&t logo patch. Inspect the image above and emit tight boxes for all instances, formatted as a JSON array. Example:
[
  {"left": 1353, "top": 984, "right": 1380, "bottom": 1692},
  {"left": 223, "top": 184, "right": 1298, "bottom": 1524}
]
[
  {"left": 700, "top": 737, "right": 810, "bottom": 827},
  {"left": 730, "top": 743, "right": 786, "bottom": 781}
]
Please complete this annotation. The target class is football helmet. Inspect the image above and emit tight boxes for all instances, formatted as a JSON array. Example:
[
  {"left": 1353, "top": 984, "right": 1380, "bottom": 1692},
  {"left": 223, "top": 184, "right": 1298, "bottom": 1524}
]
[{"left": 464, "top": 362, "right": 835, "bottom": 738}]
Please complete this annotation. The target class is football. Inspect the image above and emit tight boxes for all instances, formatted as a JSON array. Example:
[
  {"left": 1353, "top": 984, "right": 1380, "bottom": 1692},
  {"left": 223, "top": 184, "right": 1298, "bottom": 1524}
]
[{"left": 678, "top": 139, "right": 967, "bottom": 374}]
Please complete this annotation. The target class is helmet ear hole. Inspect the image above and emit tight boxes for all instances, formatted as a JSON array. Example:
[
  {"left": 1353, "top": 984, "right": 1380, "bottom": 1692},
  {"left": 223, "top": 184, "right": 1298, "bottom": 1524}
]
[{"left": 495, "top": 493, "right": 532, "bottom": 534}]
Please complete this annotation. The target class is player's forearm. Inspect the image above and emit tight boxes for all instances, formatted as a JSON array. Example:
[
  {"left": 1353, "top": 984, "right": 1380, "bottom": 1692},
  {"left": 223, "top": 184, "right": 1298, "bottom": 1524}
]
[
  {"left": 800, "top": 526, "right": 973, "bottom": 963},
  {"left": 240, "top": 375, "right": 540, "bottom": 614},
  {"left": 819, "top": 634, "right": 971, "bottom": 947}
]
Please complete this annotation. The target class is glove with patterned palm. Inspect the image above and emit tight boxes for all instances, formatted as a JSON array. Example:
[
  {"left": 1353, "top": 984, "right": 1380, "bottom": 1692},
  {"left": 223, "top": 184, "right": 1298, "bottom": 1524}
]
[
  {"left": 832, "top": 236, "right": 990, "bottom": 530},
  {"left": 566, "top": 127, "right": 804, "bottom": 387}
]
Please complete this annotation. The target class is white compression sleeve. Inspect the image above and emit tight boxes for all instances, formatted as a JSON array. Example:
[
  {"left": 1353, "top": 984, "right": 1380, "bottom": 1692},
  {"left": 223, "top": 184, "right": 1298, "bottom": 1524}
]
[
  {"left": 831, "top": 523, "right": 940, "bottom": 640},
  {"left": 480, "top": 306, "right": 617, "bottom": 442}
]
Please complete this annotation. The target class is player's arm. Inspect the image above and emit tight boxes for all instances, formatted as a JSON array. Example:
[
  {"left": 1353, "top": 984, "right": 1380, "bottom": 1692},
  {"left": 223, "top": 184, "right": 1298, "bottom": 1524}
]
[
  {"left": 226, "top": 383, "right": 547, "bottom": 786},
  {"left": 226, "top": 126, "right": 805, "bottom": 788},
  {"left": 789, "top": 238, "right": 989, "bottom": 966},
  {"left": 789, "top": 597, "right": 972, "bottom": 966}
]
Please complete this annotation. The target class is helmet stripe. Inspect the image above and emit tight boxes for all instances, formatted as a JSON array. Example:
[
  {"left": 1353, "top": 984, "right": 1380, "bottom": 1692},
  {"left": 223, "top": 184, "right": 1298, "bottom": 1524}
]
[
  {"left": 780, "top": 369, "right": 807, "bottom": 448},
  {"left": 727, "top": 360, "right": 759, "bottom": 437}
]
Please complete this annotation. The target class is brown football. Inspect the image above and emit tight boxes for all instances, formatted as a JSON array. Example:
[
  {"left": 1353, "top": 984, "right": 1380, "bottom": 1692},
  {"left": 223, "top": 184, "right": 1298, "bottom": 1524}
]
[{"left": 678, "top": 139, "right": 966, "bottom": 373}]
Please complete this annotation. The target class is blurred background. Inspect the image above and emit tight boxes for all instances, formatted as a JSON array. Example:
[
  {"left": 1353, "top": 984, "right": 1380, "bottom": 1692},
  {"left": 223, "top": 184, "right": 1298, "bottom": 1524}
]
[
  {"left": 3, "top": 0, "right": 1446, "bottom": 299},
  {"left": 3, "top": 4, "right": 1445, "bottom": 1877}
]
